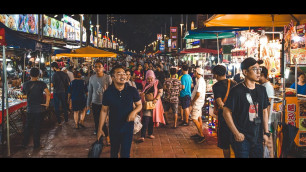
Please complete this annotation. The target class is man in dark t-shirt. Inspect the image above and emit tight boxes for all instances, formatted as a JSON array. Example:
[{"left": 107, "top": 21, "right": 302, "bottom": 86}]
[
  {"left": 51, "top": 62, "right": 70, "bottom": 124},
  {"left": 97, "top": 65, "right": 142, "bottom": 158},
  {"left": 223, "top": 57, "right": 270, "bottom": 158},
  {"left": 212, "top": 65, "right": 237, "bottom": 158},
  {"left": 21, "top": 68, "right": 50, "bottom": 149}
]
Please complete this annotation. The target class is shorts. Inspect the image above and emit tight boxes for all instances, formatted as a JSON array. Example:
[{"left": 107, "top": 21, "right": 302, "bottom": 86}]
[
  {"left": 190, "top": 103, "right": 204, "bottom": 120},
  {"left": 217, "top": 110, "right": 232, "bottom": 149},
  {"left": 179, "top": 95, "right": 191, "bottom": 109},
  {"left": 163, "top": 102, "right": 178, "bottom": 114}
]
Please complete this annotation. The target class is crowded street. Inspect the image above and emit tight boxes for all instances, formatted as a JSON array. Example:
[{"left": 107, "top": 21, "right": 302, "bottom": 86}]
[{"left": 1, "top": 13, "right": 306, "bottom": 158}]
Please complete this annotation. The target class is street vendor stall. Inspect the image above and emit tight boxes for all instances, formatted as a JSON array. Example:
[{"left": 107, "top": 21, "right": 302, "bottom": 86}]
[
  {"left": 282, "top": 21, "right": 306, "bottom": 156},
  {"left": 55, "top": 46, "right": 117, "bottom": 72}
]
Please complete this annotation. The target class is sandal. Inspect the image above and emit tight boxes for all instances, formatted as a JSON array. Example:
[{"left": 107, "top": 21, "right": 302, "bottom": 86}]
[
  {"left": 137, "top": 137, "right": 145, "bottom": 143},
  {"left": 148, "top": 135, "right": 155, "bottom": 139},
  {"left": 78, "top": 123, "right": 86, "bottom": 128}
]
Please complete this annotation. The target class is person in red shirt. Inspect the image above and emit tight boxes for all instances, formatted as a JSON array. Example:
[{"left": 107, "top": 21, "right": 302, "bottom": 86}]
[{"left": 133, "top": 64, "right": 144, "bottom": 91}]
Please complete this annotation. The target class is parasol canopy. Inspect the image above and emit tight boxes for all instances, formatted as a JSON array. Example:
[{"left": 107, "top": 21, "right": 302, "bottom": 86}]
[
  {"left": 204, "top": 14, "right": 306, "bottom": 27},
  {"left": 55, "top": 46, "right": 117, "bottom": 58}
]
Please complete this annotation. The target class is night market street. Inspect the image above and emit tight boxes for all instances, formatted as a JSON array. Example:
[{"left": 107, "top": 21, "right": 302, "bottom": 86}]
[{"left": 1, "top": 110, "right": 224, "bottom": 158}]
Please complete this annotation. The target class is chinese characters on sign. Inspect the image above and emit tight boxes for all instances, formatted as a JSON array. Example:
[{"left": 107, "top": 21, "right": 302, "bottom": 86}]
[{"left": 287, "top": 104, "right": 296, "bottom": 126}]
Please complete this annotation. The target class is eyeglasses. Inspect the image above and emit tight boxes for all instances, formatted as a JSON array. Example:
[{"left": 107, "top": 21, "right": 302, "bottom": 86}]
[{"left": 250, "top": 68, "right": 262, "bottom": 73}]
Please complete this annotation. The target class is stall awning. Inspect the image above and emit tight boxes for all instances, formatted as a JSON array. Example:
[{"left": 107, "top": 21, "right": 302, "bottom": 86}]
[
  {"left": 184, "top": 32, "right": 235, "bottom": 39},
  {"left": 180, "top": 48, "right": 220, "bottom": 54},
  {"left": 0, "top": 22, "right": 51, "bottom": 52},
  {"left": 204, "top": 14, "right": 306, "bottom": 27},
  {"left": 55, "top": 46, "right": 117, "bottom": 58}
]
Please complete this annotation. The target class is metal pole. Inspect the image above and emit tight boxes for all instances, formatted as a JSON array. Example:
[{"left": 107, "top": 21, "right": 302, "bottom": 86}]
[
  {"left": 3, "top": 45, "right": 10, "bottom": 156},
  {"left": 217, "top": 33, "right": 219, "bottom": 64},
  {"left": 23, "top": 52, "right": 26, "bottom": 83}
]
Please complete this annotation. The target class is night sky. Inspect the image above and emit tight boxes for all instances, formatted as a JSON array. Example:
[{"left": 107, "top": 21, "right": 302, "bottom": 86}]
[{"left": 95, "top": 14, "right": 198, "bottom": 52}]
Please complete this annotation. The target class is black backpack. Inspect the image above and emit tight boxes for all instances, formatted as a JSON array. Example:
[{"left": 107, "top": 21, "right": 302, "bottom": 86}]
[{"left": 88, "top": 137, "right": 104, "bottom": 158}]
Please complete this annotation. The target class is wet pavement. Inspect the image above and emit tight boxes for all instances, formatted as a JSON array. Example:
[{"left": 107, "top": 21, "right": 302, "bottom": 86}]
[
  {"left": 1, "top": 109, "right": 304, "bottom": 158},
  {"left": 0, "top": 109, "right": 225, "bottom": 158}
]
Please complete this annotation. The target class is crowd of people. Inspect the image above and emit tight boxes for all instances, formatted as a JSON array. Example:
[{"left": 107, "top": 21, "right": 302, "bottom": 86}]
[{"left": 19, "top": 54, "right": 306, "bottom": 158}]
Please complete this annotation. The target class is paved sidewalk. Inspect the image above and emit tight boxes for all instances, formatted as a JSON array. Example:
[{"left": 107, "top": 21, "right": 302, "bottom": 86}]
[{"left": 1, "top": 111, "right": 224, "bottom": 158}]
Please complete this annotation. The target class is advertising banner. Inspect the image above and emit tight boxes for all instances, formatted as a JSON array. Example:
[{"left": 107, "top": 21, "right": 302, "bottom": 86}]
[
  {"left": 0, "top": 14, "right": 38, "bottom": 34},
  {"left": 43, "top": 15, "right": 64, "bottom": 39},
  {"left": 0, "top": 28, "right": 6, "bottom": 46}
]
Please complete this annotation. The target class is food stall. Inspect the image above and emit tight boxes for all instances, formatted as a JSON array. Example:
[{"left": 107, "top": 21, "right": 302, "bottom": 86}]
[{"left": 283, "top": 21, "right": 306, "bottom": 152}]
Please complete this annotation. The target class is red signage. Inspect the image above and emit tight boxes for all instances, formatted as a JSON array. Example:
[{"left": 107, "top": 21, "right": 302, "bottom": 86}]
[
  {"left": 170, "top": 27, "right": 178, "bottom": 41},
  {"left": 0, "top": 28, "right": 6, "bottom": 46}
]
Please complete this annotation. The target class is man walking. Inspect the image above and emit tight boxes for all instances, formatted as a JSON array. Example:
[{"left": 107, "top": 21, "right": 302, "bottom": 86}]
[
  {"left": 51, "top": 62, "right": 70, "bottom": 125},
  {"left": 97, "top": 65, "right": 142, "bottom": 158},
  {"left": 223, "top": 57, "right": 270, "bottom": 158},
  {"left": 179, "top": 64, "right": 193, "bottom": 126},
  {"left": 259, "top": 66, "right": 275, "bottom": 158},
  {"left": 21, "top": 68, "right": 50, "bottom": 149},
  {"left": 190, "top": 67, "right": 206, "bottom": 143},
  {"left": 212, "top": 65, "right": 237, "bottom": 158},
  {"left": 163, "top": 67, "right": 182, "bottom": 128},
  {"left": 87, "top": 60, "right": 112, "bottom": 136}
]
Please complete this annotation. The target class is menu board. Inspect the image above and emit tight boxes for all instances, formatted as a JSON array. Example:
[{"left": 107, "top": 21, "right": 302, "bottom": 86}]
[
  {"left": 0, "top": 14, "right": 38, "bottom": 34},
  {"left": 43, "top": 15, "right": 64, "bottom": 39}
]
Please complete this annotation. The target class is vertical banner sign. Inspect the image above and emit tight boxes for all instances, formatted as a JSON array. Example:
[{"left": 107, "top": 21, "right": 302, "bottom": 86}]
[
  {"left": 0, "top": 28, "right": 6, "bottom": 46},
  {"left": 170, "top": 27, "right": 178, "bottom": 50},
  {"left": 285, "top": 97, "right": 301, "bottom": 146},
  {"left": 160, "top": 40, "right": 165, "bottom": 51}
]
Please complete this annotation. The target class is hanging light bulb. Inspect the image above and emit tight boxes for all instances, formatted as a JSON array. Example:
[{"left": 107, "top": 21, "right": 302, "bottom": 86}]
[
  {"left": 36, "top": 57, "right": 40, "bottom": 62},
  {"left": 7, "top": 63, "right": 12, "bottom": 71},
  {"left": 40, "top": 54, "right": 44, "bottom": 63},
  {"left": 27, "top": 52, "right": 31, "bottom": 58},
  {"left": 259, "top": 30, "right": 268, "bottom": 46}
]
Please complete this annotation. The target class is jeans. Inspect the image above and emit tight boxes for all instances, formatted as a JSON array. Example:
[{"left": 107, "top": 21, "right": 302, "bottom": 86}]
[
  {"left": 53, "top": 92, "right": 68, "bottom": 124},
  {"left": 92, "top": 103, "right": 108, "bottom": 136},
  {"left": 22, "top": 112, "right": 43, "bottom": 147},
  {"left": 110, "top": 130, "right": 133, "bottom": 158},
  {"left": 140, "top": 115, "right": 154, "bottom": 138},
  {"left": 231, "top": 137, "right": 263, "bottom": 158}
]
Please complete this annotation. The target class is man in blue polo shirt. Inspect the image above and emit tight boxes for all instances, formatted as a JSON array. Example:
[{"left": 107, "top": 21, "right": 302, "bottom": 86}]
[{"left": 97, "top": 65, "right": 142, "bottom": 158}]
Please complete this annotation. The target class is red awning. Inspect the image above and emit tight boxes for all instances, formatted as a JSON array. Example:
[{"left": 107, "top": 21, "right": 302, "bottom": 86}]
[{"left": 180, "top": 48, "right": 220, "bottom": 54}]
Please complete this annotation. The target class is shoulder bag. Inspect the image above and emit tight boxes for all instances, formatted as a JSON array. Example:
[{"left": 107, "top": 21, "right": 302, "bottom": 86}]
[
  {"left": 213, "top": 79, "right": 231, "bottom": 116},
  {"left": 143, "top": 85, "right": 156, "bottom": 110}
]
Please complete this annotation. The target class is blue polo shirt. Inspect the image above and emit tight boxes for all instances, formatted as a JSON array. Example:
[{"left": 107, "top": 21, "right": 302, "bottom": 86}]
[{"left": 102, "top": 83, "right": 141, "bottom": 134}]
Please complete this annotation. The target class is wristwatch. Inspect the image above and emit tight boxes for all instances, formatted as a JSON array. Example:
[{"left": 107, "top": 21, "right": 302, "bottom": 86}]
[{"left": 264, "top": 132, "right": 271, "bottom": 137}]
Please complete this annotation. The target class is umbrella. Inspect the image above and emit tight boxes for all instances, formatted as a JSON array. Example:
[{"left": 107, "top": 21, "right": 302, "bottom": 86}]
[{"left": 280, "top": 122, "right": 299, "bottom": 158}]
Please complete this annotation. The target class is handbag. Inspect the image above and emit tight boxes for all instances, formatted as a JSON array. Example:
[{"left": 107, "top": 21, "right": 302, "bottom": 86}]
[
  {"left": 133, "top": 115, "right": 143, "bottom": 134},
  {"left": 213, "top": 79, "right": 231, "bottom": 116},
  {"left": 144, "top": 101, "right": 156, "bottom": 110},
  {"left": 88, "top": 137, "right": 104, "bottom": 158},
  {"left": 142, "top": 85, "right": 156, "bottom": 110}
]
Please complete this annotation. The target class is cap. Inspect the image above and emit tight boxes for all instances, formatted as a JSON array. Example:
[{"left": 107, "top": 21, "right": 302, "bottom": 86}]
[
  {"left": 241, "top": 57, "right": 258, "bottom": 70},
  {"left": 61, "top": 67, "right": 67, "bottom": 71},
  {"left": 195, "top": 68, "right": 204, "bottom": 75}
]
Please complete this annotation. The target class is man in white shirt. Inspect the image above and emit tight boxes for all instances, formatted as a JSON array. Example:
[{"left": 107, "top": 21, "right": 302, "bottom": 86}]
[
  {"left": 259, "top": 66, "right": 274, "bottom": 158},
  {"left": 190, "top": 67, "right": 206, "bottom": 143},
  {"left": 62, "top": 67, "right": 74, "bottom": 83}
]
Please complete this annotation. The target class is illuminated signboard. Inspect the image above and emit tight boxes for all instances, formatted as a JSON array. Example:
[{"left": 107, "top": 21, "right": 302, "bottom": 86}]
[
  {"left": 43, "top": 15, "right": 64, "bottom": 39},
  {"left": 0, "top": 14, "right": 38, "bottom": 34}
]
